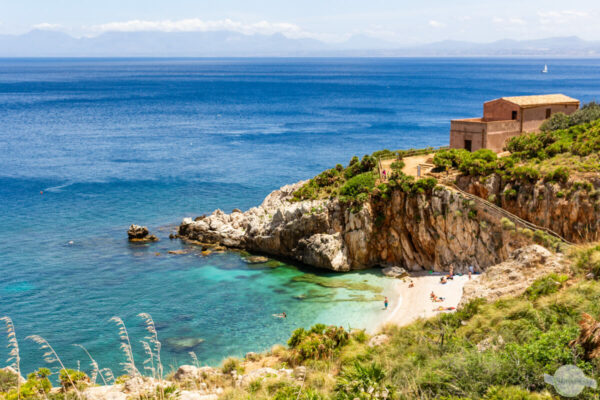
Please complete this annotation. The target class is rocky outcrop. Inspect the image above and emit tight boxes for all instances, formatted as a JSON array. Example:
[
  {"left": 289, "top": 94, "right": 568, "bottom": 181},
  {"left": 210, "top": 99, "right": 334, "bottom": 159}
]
[
  {"left": 1, "top": 366, "right": 25, "bottom": 384},
  {"left": 179, "top": 181, "right": 531, "bottom": 272},
  {"left": 381, "top": 266, "right": 408, "bottom": 278},
  {"left": 127, "top": 224, "right": 158, "bottom": 242},
  {"left": 456, "top": 174, "right": 600, "bottom": 243},
  {"left": 459, "top": 244, "right": 567, "bottom": 307}
]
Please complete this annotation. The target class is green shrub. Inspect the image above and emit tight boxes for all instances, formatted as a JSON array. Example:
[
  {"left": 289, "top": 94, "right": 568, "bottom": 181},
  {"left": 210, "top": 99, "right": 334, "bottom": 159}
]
[
  {"left": 335, "top": 362, "right": 395, "bottom": 400},
  {"left": 288, "top": 325, "right": 349, "bottom": 363},
  {"left": 525, "top": 274, "right": 569, "bottom": 300},
  {"left": 501, "top": 217, "right": 516, "bottom": 231},
  {"left": 58, "top": 369, "right": 88, "bottom": 389},
  {"left": 511, "top": 166, "right": 540, "bottom": 182},
  {"left": 0, "top": 369, "right": 18, "bottom": 392},
  {"left": 504, "top": 188, "right": 518, "bottom": 199},
  {"left": 340, "top": 172, "right": 375, "bottom": 199},
  {"left": 544, "top": 167, "right": 569, "bottom": 183},
  {"left": 221, "top": 357, "right": 243, "bottom": 374},
  {"left": 351, "top": 329, "right": 368, "bottom": 344},
  {"left": 483, "top": 385, "right": 554, "bottom": 399},
  {"left": 540, "top": 112, "right": 572, "bottom": 132},
  {"left": 412, "top": 177, "right": 438, "bottom": 194}
]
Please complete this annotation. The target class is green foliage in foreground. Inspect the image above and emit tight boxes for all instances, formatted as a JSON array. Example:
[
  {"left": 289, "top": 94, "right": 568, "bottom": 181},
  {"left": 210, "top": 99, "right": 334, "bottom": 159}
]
[
  {"left": 287, "top": 324, "right": 349, "bottom": 363},
  {"left": 225, "top": 245, "right": 600, "bottom": 400}
]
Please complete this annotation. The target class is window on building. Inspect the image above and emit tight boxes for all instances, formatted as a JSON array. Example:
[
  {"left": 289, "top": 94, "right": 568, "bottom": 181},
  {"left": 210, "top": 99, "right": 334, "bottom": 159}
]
[
  {"left": 464, "top": 140, "right": 472, "bottom": 152},
  {"left": 511, "top": 111, "right": 518, "bottom": 120},
  {"left": 546, "top": 108, "right": 552, "bottom": 118}
]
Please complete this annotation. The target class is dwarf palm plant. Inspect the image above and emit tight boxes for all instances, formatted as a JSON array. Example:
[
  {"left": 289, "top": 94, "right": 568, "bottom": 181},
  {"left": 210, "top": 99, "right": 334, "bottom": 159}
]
[
  {"left": 571, "top": 312, "right": 600, "bottom": 360},
  {"left": 26, "top": 335, "right": 82, "bottom": 399}
]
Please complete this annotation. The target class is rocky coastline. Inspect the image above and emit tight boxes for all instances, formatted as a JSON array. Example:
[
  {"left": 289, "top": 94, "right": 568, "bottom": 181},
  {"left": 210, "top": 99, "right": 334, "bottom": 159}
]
[{"left": 177, "top": 181, "right": 531, "bottom": 273}]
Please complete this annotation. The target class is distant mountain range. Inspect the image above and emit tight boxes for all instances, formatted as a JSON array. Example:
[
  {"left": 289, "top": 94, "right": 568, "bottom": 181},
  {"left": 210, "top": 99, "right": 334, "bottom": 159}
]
[{"left": 1, "top": 30, "right": 599, "bottom": 57}]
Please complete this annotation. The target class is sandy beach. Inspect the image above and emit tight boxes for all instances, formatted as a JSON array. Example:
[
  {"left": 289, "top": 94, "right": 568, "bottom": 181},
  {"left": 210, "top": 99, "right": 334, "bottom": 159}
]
[{"left": 380, "top": 272, "right": 478, "bottom": 329}]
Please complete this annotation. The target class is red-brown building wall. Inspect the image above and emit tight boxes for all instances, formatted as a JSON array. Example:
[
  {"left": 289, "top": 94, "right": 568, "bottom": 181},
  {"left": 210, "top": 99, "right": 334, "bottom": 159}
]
[
  {"left": 483, "top": 99, "right": 520, "bottom": 122},
  {"left": 522, "top": 104, "right": 579, "bottom": 132}
]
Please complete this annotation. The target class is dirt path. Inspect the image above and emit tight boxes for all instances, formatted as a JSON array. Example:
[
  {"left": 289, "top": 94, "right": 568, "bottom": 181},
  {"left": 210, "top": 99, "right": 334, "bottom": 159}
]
[{"left": 379, "top": 153, "right": 434, "bottom": 180}]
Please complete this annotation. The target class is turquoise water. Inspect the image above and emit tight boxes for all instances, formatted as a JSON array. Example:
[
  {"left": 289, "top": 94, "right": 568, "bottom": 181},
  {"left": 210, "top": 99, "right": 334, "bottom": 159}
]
[{"left": 1, "top": 58, "right": 600, "bottom": 377}]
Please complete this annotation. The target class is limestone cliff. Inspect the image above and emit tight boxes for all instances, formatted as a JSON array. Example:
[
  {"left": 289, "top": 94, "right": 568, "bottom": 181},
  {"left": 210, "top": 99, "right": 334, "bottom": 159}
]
[
  {"left": 455, "top": 174, "right": 600, "bottom": 243},
  {"left": 178, "top": 181, "right": 530, "bottom": 272}
]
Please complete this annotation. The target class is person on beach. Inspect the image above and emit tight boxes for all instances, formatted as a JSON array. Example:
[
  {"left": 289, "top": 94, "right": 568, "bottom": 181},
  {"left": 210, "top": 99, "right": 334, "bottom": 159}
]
[
  {"left": 468, "top": 269, "right": 472, "bottom": 280},
  {"left": 384, "top": 297, "right": 389, "bottom": 310}
]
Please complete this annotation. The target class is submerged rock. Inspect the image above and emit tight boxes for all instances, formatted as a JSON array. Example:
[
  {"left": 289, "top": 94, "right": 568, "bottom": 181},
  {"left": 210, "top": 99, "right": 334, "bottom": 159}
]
[
  {"left": 165, "top": 336, "right": 205, "bottom": 351},
  {"left": 168, "top": 249, "right": 188, "bottom": 255},
  {"left": 243, "top": 256, "right": 269, "bottom": 264},
  {"left": 381, "top": 266, "right": 408, "bottom": 278},
  {"left": 127, "top": 224, "right": 158, "bottom": 242}
]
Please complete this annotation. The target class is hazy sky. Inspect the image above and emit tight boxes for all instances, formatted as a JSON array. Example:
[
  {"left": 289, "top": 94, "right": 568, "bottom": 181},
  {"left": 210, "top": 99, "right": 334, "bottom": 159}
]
[{"left": 1, "top": 0, "right": 598, "bottom": 44}]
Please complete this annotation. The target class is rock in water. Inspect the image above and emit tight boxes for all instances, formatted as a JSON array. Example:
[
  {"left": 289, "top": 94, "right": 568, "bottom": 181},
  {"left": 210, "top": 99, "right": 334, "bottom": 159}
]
[
  {"left": 381, "top": 266, "right": 408, "bottom": 278},
  {"left": 243, "top": 256, "right": 269, "bottom": 264},
  {"left": 127, "top": 224, "right": 158, "bottom": 242}
]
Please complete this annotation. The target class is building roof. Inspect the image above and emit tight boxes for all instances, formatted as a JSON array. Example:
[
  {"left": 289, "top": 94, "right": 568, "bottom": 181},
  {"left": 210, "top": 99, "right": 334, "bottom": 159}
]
[{"left": 498, "top": 94, "right": 580, "bottom": 108}]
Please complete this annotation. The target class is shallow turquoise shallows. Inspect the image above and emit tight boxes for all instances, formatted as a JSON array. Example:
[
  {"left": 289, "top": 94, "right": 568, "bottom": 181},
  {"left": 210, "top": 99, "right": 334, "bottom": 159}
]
[{"left": 1, "top": 58, "right": 600, "bottom": 377}]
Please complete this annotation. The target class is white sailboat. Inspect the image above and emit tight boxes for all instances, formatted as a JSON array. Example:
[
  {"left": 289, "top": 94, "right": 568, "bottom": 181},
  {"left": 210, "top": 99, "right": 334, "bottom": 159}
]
[{"left": 541, "top": 64, "right": 548, "bottom": 73}]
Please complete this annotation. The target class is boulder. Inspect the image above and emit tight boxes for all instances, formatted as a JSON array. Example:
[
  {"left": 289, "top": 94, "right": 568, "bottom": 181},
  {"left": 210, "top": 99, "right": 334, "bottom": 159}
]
[
  {"left": 173, "top": 365, "right": 221, "bottom": 382},
  {"left": 1, "top": 366, "right": 25, "bottom": 384},
  {"left": 83, "top": 385, "right": 127, "bottom": 400},
  {"left": 381, "top": 266, "right": 408, "bottom": 279},
  {"left": 240, "top": 368, "right": 292, "bottom": 386},
  {"left": 127, "top": 224, "right": 158, "bottom": 242},
  {"left": 293, "top": 366, "right": 306, "bottom": 380},
  {"left": 368, "top": 334, "right": 390, "bottom": 347},
  {"left": 179, "top": 391, "right": 218, "bottom": 400}
]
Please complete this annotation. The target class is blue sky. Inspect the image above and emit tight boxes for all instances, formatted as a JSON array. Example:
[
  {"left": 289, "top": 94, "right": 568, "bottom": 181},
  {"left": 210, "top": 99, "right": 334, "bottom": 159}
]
[{"left": 1, "top": 0, "right": 598, "bottom": 44}]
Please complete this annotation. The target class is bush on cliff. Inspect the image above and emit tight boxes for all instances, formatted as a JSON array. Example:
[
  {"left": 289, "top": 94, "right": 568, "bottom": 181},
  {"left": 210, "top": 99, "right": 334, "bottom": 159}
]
[
  {"left": 339, "top": 172, "right": 375, "bottom": 199},
  {"left": 544, "top": 166, "right": 570, "bottom": 183}
]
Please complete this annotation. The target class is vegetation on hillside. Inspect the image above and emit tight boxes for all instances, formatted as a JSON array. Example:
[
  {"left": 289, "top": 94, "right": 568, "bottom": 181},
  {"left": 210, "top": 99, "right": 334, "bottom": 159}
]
[
  {"left": 540, "top": 102, "right": 600, "bottom": 132},
  {"left": 292, "top": 148, "right": 442, "bottom": 210},
  {"left": 433, "top": 113, "right": 600, "bottom": 187}
]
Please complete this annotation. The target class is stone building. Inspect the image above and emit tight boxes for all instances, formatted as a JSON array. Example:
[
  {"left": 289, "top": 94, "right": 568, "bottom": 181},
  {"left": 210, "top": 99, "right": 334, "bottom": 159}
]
[{"left": 450, "top": 94, "right": 580, "bottom": 152}]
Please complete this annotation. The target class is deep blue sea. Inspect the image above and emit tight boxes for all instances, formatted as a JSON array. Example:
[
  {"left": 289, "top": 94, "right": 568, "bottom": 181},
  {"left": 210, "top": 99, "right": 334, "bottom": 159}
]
[{"left": 1, "top": 58, "right": 599, "bottom": 378}]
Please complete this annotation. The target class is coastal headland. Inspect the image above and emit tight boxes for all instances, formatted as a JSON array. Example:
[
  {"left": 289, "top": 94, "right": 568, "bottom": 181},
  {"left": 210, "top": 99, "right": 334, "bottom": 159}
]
[{"left": 5, "top": 113, "right": 600, "bottom": 399}]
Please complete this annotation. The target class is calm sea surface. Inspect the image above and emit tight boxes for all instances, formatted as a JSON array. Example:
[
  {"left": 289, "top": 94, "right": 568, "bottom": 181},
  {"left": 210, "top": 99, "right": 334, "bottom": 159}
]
[{"left": 1, "top": 58, "right": 599, "bottom": 376}]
